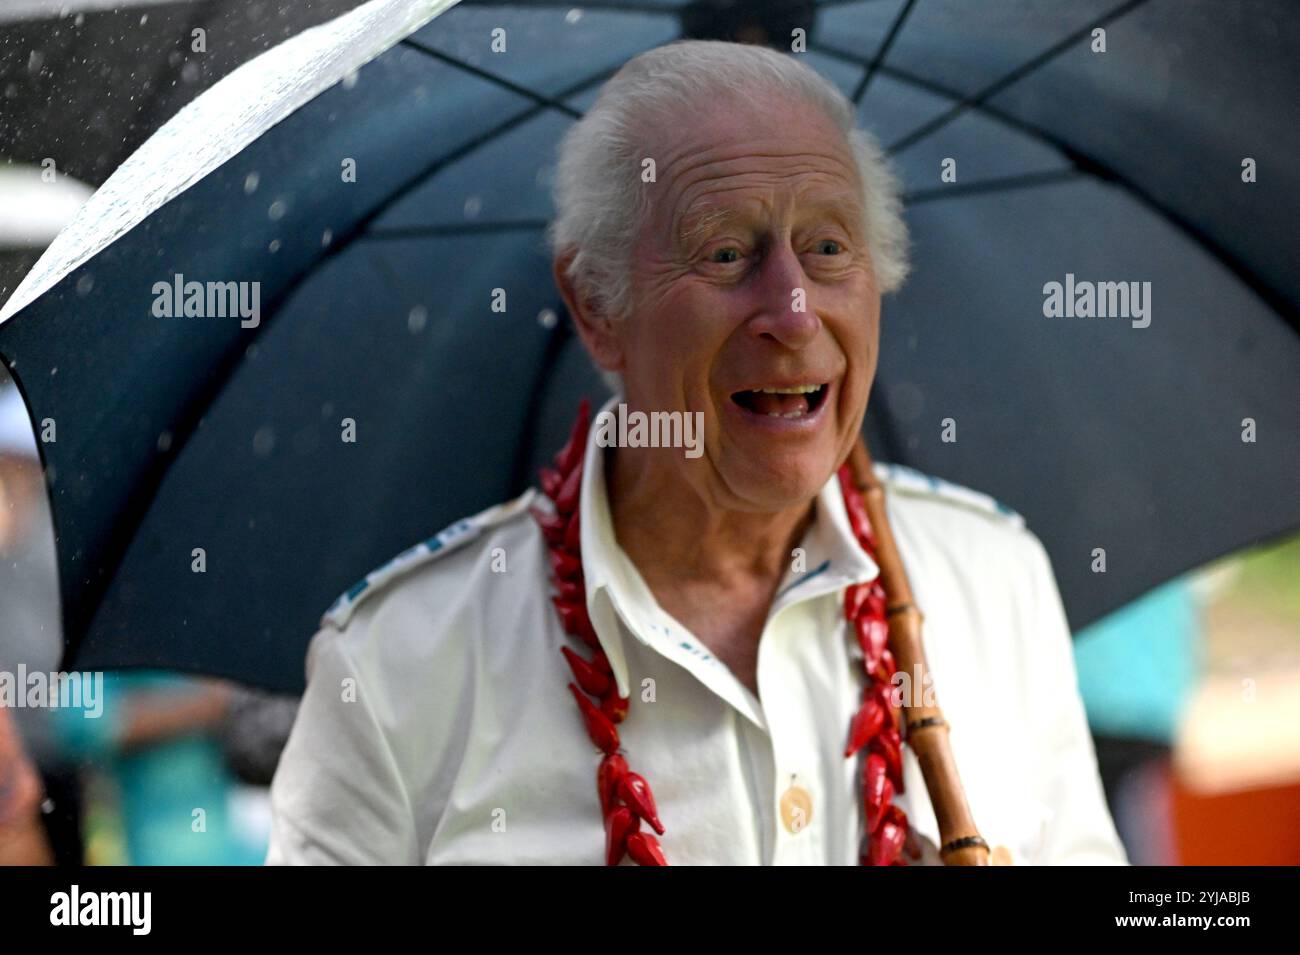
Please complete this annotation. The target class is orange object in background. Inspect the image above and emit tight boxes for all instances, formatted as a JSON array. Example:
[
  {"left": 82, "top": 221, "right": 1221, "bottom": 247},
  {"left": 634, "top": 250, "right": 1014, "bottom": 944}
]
[
  {"left": 1168, "top": 665, "right": 1300, "bottom": 865},
  {"left": 1170, "top": 776, "right": 1300, "bottom": 865}
]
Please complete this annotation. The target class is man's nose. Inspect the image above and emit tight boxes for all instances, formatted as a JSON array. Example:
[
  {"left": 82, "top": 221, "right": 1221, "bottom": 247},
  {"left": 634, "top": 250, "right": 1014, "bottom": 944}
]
[{"left": 746, "top": 240, "right": 821, "bottom": 349}]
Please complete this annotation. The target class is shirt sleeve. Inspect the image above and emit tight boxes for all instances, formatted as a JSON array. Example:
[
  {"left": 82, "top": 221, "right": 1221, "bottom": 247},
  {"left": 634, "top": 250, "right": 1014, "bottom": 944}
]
[
  {"left": 1022, "top": 531, "right": 1130, "bottom": 865},
  {"left": 265, "top": 624, "right": 419, "bottom": 865}
]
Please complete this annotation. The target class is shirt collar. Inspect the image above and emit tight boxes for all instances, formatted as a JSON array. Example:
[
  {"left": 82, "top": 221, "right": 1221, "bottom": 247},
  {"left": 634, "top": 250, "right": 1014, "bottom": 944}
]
[
  {"left": 769, "top": 454, "right": 880, "bottom": 616},
  {"left": 577, "top": 393, "right": 880, "bottom": 700}
]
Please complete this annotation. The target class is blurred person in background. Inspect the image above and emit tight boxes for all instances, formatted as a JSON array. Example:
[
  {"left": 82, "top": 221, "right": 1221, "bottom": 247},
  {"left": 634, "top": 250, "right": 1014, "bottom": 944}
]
[
  {"left": 1074, "top": 576, "right": 1203, "bottom": 865},
  {"left": 2, "top": 382, "right": 274, "bottom": 864},
  {"left": 51, "top": 673, "right": 272, "bottom": 865},
  {"left": 0, "top": 704, "right": 53, "bottom": 865},
  {"left": 0, "top": 381, "right": 78, "bottom": 863}
]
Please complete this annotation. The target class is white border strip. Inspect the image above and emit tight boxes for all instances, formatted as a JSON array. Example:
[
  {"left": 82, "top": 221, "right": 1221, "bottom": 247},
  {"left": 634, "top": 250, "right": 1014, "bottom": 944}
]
[{"left": 1, "top": 0, "right": 460, "bottom": 324}]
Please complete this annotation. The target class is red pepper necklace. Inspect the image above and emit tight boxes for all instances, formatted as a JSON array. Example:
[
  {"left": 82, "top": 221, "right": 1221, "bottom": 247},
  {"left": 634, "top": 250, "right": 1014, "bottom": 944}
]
[{"left": 532, "top": 399, "right": 909, "bottom": 866}]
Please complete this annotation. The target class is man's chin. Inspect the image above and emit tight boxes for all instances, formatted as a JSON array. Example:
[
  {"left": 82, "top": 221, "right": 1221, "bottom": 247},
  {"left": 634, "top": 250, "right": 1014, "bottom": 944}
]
[{"left": 720, "top": 458, "right": 833, "bottom": 512}]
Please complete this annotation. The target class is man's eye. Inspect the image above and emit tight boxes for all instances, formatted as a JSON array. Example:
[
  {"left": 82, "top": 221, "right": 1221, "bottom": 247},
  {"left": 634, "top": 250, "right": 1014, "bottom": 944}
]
[
  {"left": 815, "top": 239, "right": 843, "bottom": 255},
  {"left": 709, "top": 247, "right": 742, "bottom": 264}
]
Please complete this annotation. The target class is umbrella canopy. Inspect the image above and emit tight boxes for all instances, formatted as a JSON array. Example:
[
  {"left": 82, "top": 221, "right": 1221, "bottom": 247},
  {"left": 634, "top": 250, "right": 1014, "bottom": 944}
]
[
  {"left": 0, "top": 0, "right": 366, "bottom": 303},
  {"left": 0, "top": 0, "right": 366, "bottom": 192},
  {"left": 1, "top": 0, "right": 1296, "bottom": 692}
]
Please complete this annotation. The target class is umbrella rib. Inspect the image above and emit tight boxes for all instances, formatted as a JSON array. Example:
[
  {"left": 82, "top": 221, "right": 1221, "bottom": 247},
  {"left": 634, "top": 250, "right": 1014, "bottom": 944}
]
[
  {"left": 819, "top": 39, "right": 1119, "bottom": 178},
  {"left": 883, "top": 0, "right": 1152, "bottom": 156},
  {"left": 817, "top": 43, "right": 1299, "bottom": 329},
  {"left": 903, "top": 168, "right": 1085, "bottom": 205},
  {"left": 850, "top": 0, "right": 918, "bottom": 106},
  {"left": 400, "top": 37, "right": 583, "bottom": 119},
  {"left": 344, "top": 65, "right": 618, "bottom": 242}
]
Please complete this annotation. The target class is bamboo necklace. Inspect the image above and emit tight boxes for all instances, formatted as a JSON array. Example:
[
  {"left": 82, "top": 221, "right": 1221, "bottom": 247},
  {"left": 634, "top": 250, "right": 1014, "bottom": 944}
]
[{"left": 532, "top": 399, "right": 909, "bottom": 866}]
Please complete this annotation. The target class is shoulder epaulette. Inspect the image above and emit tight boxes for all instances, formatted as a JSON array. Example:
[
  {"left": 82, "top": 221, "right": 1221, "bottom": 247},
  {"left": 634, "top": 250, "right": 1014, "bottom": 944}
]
[
  {"left": 322, "top": 488, "right": 537, "bottom": 629},
  {"left": 872, "top": 462, "right": 1025, "bottom": 529}
]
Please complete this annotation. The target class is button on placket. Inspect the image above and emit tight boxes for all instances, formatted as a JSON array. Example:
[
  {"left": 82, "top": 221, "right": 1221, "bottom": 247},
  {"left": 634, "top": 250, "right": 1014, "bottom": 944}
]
[
  {"left": 779, "top": 774, "right": 813, "bottom": 835},
  {"left": 760, "top": 599, "right": 837, "bottom": 863}
]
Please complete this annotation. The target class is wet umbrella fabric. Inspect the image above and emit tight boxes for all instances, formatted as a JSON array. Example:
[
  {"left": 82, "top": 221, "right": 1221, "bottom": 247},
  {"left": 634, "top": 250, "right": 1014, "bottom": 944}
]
[{"left": 0, "top": 0, "right": 1296, "bottom": 691}]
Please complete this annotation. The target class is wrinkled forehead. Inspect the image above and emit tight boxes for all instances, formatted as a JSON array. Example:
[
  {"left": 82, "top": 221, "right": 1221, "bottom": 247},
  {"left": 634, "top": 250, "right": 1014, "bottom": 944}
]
[{"left": 638, "top": 94, "right": 863, "bottom": 242}]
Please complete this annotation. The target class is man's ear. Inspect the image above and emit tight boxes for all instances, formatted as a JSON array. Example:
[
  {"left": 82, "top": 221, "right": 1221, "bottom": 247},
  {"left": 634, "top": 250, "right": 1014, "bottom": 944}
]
[{"left": 552, "top": 252, "right": 625, "bottom": 375}]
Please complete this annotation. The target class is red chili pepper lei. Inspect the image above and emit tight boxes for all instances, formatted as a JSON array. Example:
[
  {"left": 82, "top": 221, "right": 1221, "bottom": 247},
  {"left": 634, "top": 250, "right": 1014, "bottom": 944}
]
[
  {"left": 616, "top": 772, "right": 665, "bottom": 835},
  {"left": 562, "top": 646, "right": 612, "bottom": 697},
  {"left": 599, "top": 690, "right": 629, "bottom": 724},
  {"left": 625, "top": 831, "right": 668, "bottom": 867},
  {"left": 839, "top": 463, "right": 910, "bottom": 866},
  {"left": 597, "top": 753, "right": 628, "bottom": 817},
  {"left": 568, "top": 683, "right": 619, "bottom": 755},
  {"left": 605, "top": 805, "right": 638, "bottom": 867},
  {"left": 532, "top": 407, "right": 909, "bottom": 866}
]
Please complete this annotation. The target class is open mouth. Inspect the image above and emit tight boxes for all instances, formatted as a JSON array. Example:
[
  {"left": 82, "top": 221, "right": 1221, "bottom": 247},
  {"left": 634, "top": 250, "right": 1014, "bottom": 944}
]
[{"left": 730, "top": 383, "right": 829, "bottom": 420}]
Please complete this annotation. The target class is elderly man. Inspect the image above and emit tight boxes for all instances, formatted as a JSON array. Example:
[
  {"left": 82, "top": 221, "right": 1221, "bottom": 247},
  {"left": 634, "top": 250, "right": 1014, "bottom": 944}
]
[{"left": 266, "top": 39, "right": 1126, "bottom": 866}]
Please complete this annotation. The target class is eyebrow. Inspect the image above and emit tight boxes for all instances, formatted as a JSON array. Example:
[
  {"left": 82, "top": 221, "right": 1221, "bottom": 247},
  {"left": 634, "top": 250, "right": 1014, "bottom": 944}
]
[
  {"left": 676, "top": 192, "right": 864, "bottom": 245},
  {"left": 677, "top": 205, "right": 744, "bottom": 245}
]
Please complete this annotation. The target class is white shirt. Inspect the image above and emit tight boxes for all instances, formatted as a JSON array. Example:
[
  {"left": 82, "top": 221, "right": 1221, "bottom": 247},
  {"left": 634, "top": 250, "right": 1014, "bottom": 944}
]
[{"left": 266, "top": 397, "right": 1127, "bottom": 866}]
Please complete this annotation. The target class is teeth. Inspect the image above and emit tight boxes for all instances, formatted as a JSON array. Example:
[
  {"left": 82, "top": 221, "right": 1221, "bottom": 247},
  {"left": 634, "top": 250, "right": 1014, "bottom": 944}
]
[
  {"left": 767, "top": 410, "right": 806, "bottom": 419},
  {"left": 751, "top": 384, "right": 821, "bottom": 395}
]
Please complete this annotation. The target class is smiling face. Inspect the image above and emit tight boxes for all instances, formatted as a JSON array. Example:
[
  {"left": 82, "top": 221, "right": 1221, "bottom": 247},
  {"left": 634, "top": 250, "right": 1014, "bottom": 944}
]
[{"left": 576, "top": 92, "right": 881, "bottom": 514}]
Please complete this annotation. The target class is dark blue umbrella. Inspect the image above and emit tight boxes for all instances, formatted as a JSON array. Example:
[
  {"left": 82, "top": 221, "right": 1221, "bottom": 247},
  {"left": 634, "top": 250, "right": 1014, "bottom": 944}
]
[{"left": 1, "top": 0, "right": 1296, "bottom": 692}]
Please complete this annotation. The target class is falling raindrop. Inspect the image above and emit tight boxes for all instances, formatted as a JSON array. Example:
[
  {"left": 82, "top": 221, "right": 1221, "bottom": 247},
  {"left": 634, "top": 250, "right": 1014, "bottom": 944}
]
[
  {"left": 538, "top": 308, "right": 558, "bottom": 329},
  {"left": 157, "top": 431, "right": 173, "bottom": 453},
  {"left": 75, "top": 274, "right": 94, "bottom": 296},
  {"left": 321, "top": 229, "right": 334, "bottom": 247},
  {"left": 408, "top": 305, "right": 428, "bottom": 333},
  {"left": 268, "top": 239, "right": 282, "bottom": 254},
  {"left": 244, "top": 172, "right": 260, "bottom": 195},
  {"left": 252, "top": 426, "right": 276, "bottom": 458},
  {"left": 890, "top": 382, "right": 924, "bottom": 422},
  {"left": 267, "top": 199, "right": 287, "bottom": 221},
  {"left": 341, "top": 70, "right": 359, "bottom": 90},
  {"left": 566, "top": 9, "right": 583, "bottom": 25},
  {"left": 463, "top": 196, "right": 482, "bottom": 220}
]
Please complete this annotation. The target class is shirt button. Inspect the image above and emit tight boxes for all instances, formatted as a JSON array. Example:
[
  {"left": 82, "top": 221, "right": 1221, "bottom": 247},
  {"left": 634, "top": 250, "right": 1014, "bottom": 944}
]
[{"left": 779, "top": 778, "right": 813, "bottom": 834}]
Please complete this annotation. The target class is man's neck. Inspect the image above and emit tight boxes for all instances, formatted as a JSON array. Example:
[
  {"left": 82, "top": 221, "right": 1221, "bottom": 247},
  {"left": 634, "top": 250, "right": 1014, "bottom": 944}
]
[
  {"left": 605, "top": 445, "right": 814, "bottom": 591},
  {"left": 603, "top": 444, "right": 817, "bottom": 696}
]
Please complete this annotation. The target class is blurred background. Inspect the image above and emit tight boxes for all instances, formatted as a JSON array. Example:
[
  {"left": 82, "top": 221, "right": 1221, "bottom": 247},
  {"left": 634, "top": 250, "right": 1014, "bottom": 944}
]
[
  {"left": 1, "top": 0, "right": 1297, "bottom": 866},
  {"left": 0, "top": 0, "right": 361, "bottom": 867}
]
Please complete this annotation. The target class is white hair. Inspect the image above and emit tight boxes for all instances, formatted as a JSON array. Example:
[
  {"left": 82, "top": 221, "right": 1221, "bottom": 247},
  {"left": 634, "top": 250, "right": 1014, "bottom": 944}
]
[{"left": 546, "top": 39, "right": 911, "bottom": 363}]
